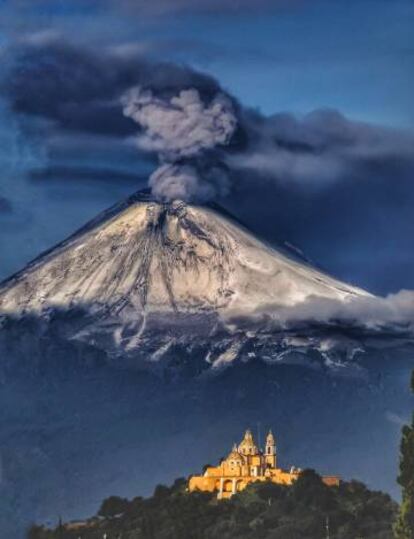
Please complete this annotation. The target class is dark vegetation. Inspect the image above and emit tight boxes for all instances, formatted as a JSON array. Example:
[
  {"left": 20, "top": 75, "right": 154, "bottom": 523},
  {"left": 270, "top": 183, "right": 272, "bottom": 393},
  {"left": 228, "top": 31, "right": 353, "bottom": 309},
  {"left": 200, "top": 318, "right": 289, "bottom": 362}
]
[
  {"left": 28, "top": 470, "right": 397, "bottom": 539},
  {"left": 395, "top": 370, "right": 414, "bottom": 538}
]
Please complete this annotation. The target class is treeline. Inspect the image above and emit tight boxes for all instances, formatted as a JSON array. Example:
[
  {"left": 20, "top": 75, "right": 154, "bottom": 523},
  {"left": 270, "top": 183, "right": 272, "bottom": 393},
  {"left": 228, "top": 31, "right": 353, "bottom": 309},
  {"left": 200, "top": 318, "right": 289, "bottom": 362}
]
[{"left": 28, "top": 470, "right": 397, "bottom": 539}]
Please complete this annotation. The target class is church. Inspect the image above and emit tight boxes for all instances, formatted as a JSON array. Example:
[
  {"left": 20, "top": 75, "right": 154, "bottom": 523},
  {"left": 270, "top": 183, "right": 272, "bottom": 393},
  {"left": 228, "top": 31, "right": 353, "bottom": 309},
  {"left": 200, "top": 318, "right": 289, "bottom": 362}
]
[{"left": 189, "top": 429, "right": 340, "bottom": 499}]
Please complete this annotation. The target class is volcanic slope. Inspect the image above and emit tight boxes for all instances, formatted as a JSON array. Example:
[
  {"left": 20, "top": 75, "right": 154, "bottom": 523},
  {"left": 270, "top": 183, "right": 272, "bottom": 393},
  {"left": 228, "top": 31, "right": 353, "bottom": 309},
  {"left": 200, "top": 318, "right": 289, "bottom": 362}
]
[{"left": 0, "top": 191, "right": 369, "bottom": 319}]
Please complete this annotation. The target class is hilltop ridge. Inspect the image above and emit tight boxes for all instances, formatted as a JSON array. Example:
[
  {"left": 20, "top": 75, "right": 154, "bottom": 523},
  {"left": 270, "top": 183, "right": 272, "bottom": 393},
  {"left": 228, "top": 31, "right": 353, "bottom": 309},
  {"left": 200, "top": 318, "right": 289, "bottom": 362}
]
[{"left": 28, "top": 470, "right": 397, "bottom": 539}]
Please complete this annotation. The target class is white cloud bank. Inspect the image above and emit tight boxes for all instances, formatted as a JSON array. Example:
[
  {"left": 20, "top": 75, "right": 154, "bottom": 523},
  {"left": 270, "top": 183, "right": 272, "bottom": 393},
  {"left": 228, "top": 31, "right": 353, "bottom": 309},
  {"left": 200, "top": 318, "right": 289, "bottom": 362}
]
[{"left": 251, "top": 289, "right": 414, "bottom": 333}]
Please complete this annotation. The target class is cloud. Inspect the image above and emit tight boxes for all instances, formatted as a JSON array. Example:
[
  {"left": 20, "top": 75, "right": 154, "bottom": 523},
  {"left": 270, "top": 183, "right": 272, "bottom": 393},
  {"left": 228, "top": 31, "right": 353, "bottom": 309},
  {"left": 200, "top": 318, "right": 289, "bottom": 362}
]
[
  {"left": 121, "top": 86, "right": 237, "bottom": 201},
  {"left": 1, "top": 38, "right": 222, "bottom": 136},
  {"left": 149, "top": 164, "right": 213, "bottom": 202},
  {"left": 149, "top": 163, "right": 231, "bottom": 202},
  {"left": 1, "top": 37, "right": 233, "bottom": 201},
  {"left": 385, "top": 411, "right": 409, "bottom": 427},
  {"left": 6, "top": 37, "right": 413, "bottom": 201},
  {"left": 231, "top": 108, "right": 414, "bottom": 186},
  {"left": 224, "top": 290, "right": 414, "bottom": 346},
  {"left": 122, "top": 87, "right": 237, "bottom": 160},
  {"left": 256, "top": 289, "right": 414, "bottom": 332}
]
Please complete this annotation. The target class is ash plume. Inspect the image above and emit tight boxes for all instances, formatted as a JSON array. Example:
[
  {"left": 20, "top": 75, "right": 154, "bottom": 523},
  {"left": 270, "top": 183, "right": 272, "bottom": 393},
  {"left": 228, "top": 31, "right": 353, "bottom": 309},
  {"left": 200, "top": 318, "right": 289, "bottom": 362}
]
[
  {"left": 121, "top": 86, "right": 237, "bottom": 202},
  {"left": 148, "top": 163, "right": 231, "bottom": 202}
]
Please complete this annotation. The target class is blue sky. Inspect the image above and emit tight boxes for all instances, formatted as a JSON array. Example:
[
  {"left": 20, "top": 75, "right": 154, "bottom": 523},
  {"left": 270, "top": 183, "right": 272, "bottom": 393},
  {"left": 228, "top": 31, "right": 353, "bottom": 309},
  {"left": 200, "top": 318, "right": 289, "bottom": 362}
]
[{"left": 147, "top": 1, "right": 414, "bottom": 128}]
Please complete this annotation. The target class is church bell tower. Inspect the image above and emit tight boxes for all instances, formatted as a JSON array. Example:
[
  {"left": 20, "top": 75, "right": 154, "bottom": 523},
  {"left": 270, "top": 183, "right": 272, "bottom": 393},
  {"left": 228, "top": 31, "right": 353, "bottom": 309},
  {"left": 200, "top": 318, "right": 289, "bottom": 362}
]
[{"left": 265, "top": 430, "right": 277, "bottom": 468}]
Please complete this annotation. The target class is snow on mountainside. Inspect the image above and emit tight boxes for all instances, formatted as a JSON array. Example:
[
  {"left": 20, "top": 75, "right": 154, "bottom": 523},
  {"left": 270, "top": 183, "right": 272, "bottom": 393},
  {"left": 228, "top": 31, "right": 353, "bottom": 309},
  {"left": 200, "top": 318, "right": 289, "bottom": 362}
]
[
  {"left": 0, "top": 191, "right": 369, "bottom": 318},
  {"left": 0, "top": 191, "right": 381, "bottom": 369}
]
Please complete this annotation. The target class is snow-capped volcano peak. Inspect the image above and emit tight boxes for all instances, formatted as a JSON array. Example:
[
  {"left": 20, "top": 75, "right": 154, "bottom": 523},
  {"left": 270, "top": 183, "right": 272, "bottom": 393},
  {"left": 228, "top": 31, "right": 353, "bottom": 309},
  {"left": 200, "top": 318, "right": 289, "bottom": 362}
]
[{"left": 0, "top": 191, "right": 368, "bottom": 320}]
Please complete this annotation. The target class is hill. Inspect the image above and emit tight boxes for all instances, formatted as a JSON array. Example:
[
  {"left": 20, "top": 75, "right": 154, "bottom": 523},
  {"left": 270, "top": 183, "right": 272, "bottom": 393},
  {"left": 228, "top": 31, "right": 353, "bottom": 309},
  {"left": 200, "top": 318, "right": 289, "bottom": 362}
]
[{"left": 28, "top": 470, "right": 397, "bottom": 539}]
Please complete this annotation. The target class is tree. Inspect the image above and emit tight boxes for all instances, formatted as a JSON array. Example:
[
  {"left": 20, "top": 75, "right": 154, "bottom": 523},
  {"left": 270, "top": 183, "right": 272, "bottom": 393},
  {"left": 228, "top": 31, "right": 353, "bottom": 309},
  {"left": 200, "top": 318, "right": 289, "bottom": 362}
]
[
  {"left": 98, "top": 495, "right": 129, "bottom": 517},
  {"left": 27, "top": 525, "right": 47, "bottom": 539},
  {"left": 153, "top": 484, "right": 170, "bottom": 500},
  {"left": 395, "top": 371, "right": 414, "bottom": 539},
  {"left": 291, "top": 469, "right": 332, "bottom": 510}
]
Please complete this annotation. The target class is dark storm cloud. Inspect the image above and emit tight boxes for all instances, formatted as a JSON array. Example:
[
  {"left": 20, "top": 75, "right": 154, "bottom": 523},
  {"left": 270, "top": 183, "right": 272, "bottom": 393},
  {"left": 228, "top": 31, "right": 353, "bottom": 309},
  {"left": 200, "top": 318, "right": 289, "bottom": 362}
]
[
  {"left": 233, "top": 108, "right": 414, "bottom": 185},
  {"left": 1, "top": 36, "right": 242, "bottom": 202},
  {"left": 1, "top": 37, "right": 232, "bottom": 199},
  {"left": 2, "top": 38, "right": 223, "bottom": 137}
]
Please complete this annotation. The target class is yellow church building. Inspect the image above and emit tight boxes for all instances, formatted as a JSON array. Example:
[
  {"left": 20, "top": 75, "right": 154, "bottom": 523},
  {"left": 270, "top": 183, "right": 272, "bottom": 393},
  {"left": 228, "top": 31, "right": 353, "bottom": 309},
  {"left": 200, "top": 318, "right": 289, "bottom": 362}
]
[{"left": 189, "top": 429, "right": 340, "bottom": 499}]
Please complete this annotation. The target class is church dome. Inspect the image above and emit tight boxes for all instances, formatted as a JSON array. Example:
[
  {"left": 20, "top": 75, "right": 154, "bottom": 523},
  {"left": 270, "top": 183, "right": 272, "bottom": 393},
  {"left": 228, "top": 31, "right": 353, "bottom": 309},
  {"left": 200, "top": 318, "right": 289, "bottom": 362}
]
[
  {"left": 227, "top": 450, "right": 242, "bottom": 461},
  {"left": 238, "top": 429, "right": 259, "bottom": 455},
  {"left": 226, "top": 444, "right": 244, "bottom": 463}
]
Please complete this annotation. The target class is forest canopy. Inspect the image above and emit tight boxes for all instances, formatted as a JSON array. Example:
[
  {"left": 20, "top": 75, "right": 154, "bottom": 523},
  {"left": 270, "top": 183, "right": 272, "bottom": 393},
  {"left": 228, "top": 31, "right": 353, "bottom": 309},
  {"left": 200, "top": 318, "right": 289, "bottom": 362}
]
[{"left": 28, "top": 470, "right": 397, "bottom": 539}]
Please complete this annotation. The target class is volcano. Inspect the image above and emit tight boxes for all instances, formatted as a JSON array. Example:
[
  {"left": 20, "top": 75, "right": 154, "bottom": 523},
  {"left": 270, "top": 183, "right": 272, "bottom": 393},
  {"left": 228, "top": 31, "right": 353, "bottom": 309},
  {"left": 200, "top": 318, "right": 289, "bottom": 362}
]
[
  {"left": 0, "top": 191, "right": 373, "bottom": 369},
  {"left": 0, "top": 191, "right": 367, "bottom": 316}
]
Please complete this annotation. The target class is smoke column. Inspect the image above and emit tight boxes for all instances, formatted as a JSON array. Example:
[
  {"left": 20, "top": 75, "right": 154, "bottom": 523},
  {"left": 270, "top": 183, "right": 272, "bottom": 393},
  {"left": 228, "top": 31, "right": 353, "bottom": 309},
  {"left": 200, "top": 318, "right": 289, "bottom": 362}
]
[{"left": 121, "top": 87, "right": 237, "bottom": 202}]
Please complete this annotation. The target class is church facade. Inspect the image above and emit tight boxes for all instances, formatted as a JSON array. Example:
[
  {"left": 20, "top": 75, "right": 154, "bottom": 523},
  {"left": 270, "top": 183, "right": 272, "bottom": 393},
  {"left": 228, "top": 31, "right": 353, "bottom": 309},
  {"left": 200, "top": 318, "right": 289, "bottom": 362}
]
[{"left": 189, "top": 429, "right": 340, "bottom": 499}]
